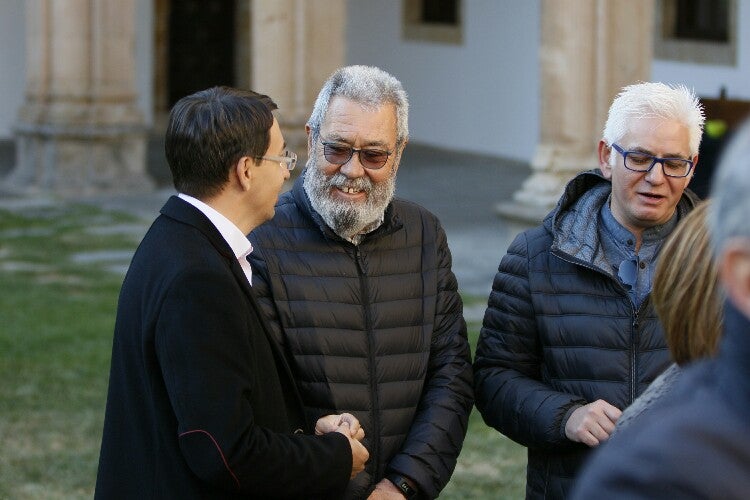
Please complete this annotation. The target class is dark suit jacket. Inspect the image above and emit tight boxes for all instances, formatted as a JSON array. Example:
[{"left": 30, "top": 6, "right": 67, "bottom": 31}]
[{"left": 95, "top": 196, "right": 351, "bottom": 499}]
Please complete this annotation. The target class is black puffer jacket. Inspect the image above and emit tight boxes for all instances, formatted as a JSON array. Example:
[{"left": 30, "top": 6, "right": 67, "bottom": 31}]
[
  {"left": 248, "top": 173, "right": 474, "bottom": 499},
  {"left": 474, "top": 170, "right": 698, "bottom": 499}
]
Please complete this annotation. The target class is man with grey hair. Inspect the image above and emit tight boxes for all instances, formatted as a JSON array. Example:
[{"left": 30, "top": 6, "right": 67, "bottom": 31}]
[
  {"left": 248, "top": 65, "right": 473, "bottom": 499},
  {"left": 475, "top": 82, "right": 703, "bottom": 498},
  {"left": 572, "top": 119, "right": 750, "bottom": 499}
]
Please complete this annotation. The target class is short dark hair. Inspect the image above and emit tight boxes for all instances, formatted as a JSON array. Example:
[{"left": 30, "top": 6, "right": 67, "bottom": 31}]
[{"left": 165, "top": 86, "right": 278, "bottom": 199}]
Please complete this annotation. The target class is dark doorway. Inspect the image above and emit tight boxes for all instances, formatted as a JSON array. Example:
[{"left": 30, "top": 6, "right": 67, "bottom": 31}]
[{"left": 168, "top": 0, "right": 236, "bottom": 107}]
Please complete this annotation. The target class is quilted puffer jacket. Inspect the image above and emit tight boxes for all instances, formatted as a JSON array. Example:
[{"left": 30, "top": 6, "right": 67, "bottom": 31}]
[
  {"left": 248, "top": 173, "right": 474, "bottom": 499},
  {"left": 474, "top": 170, "right": 698, "bottom": 499},
  {"left": 571, "top": 305, "right": 750, "bottom": 500}
]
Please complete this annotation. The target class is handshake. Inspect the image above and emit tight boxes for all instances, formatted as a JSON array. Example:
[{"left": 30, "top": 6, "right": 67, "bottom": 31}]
[{"left": 316, "top": 413, "right": 369, "bottom": 479}]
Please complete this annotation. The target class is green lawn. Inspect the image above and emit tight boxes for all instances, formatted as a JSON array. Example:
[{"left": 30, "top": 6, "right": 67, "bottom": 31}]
[{"left": 0, "top": 203, "right": 526, "bottom": 499}]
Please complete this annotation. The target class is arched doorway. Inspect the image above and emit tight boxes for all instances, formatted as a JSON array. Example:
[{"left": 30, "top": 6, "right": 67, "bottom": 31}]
[
  {"left": 154, "top": 0, "right": 251, "bottom": 117},
  {"left": 151, "top": 0, "right": 250, "bottom": 184},
  {"left": 167, "top": 0, "right": 236, "bottom": 106}
]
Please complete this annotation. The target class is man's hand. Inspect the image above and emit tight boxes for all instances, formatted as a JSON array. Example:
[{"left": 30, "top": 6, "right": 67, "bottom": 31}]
[
  {"left": 367, "top": 478, "right": 406, "bottom": 499},
  {"left": 315, "top": 413, "right": 365, "bottom": 441},
  {"left": 564, "top": 399, "right": 622, "bottom": 447},
  {"left": 315, "top": 414, "right": 369, "bottom": 478},
  {"left": 337, "top": 423, "right": 369, "bottom": 479}
]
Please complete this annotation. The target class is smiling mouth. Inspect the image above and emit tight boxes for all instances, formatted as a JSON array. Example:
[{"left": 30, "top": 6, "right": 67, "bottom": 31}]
[
  {"left": 337, "top": 186, "right": 364, "bottom": 195},
  {"left": 639, "top": 192, "right": 664, "bottom": 200}
]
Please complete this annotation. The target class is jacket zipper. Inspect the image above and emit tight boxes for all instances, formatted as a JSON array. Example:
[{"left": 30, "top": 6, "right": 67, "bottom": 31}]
[
  {"left": 354, "top": 246, "right": 381, "bottom": 485},
  {"left": 630, "top": 300, "right": 649, "bottom": 403},
  {"left": 552, "top": 250, "right": 640, "bottom": 404},
  {"left": 630, "top": 315, "right": 638, "bottom": 402}
]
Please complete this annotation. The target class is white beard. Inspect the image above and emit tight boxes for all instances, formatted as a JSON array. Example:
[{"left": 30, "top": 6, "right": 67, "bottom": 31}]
[{"left": 303, "top": 154, "right": 396, "bottom": 241}]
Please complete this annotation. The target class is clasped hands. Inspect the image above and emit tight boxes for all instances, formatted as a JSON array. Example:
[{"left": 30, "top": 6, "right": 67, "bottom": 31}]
[
  {"left": 315, "top": 413, "right": 369, "bottom": 479},
  {"left": 315, "top": 414, "right": 408, "bottom": 497}
]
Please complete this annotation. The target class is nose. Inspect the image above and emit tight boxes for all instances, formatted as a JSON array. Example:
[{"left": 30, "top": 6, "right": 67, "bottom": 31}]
[
  {"left": 339, "top": 150, "right": 366, "bottom": 178},
  {"left": 645, "top": 160, "right": 666, "bottom": 183}
]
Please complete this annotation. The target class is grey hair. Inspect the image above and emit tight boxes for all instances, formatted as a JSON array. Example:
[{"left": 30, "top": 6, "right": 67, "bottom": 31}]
[
  {"left": 709, "top": 119, "right": 750, "bottom": 254},
  {"left": 307, "top": 65, "right": 409, "bottom": 146},
  {"left": 603, "top": 82, "right": 705, "bottom": 156}
]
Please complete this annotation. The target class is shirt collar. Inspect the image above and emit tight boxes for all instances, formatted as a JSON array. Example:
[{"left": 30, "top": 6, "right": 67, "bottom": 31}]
[
  {"left": 178, "top": 193, "right": 253, "bottom": 259},
  {"left": 601, "top": 195, "right": 680, "bottom": 246},
  {"left": 345, "top": 214, "right": 385, "bottom": 245}
]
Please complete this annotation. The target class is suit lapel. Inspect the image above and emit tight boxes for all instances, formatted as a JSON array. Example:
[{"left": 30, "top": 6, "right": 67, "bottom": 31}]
[
  {"left": 161, "top": 196, "right": 254, "bottom": 297},
  {"left": 243, "top": 282, "right": 309, "bottom": 421},
  {"left": 160, "top": 196, "right": 307, "bottom": 422},
  {"left": 161, "top": 196, "right": 235, "bottom": 259}
]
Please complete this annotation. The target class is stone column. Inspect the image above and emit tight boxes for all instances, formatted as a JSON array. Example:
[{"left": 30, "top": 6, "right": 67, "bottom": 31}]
[
  {"left": 9, "top": 0, "right": 152, "bottom": 196},
  {"left": 498, "top": 0, "right": 654, "bottom": 223},
  {"left": 250, "top": 0, "right": 346, "bottom": 162}
]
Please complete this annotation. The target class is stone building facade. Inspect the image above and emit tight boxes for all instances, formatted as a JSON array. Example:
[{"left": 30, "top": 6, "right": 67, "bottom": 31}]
[
  {"left": 7, "top": 0, "right": 346, "bottom": 196},
  {"left": 4, "top": 0, "right": 747, "bottom": 213}
]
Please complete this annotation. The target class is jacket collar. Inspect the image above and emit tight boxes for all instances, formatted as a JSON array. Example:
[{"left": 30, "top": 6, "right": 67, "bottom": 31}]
[
  {"left": 163, "top": 196, "right": 310, "bottom": 425},
  {"left": 291, "top": 169, "right": 403, "bottom": 244},
  {"left": 160, "top": 195, "right": 254, "bottom": 298},
  {"left": 160, "top": 196, "right": 234, "bottom": 258},
  {"left": 547, "top": 169, "right": 699, "bottom": 271}
]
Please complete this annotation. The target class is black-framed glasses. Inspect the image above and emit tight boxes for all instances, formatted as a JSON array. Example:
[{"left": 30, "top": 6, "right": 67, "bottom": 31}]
[
  {"left": 255, "top": 150, "right": 297, "bottom": 171},
  {"left": 611, "top": 143, "right": 693, "bottom": 178},
  {"left": 321, "top": 142, "right": 392, "bottom": 170}
]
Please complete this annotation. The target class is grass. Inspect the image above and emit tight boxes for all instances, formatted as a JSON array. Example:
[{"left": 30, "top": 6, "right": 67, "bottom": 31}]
[
  {"left": 0, "top": 203, "right": 526, "bottom": 499},
  {"left": 0, "top": 203, "right": 143, "bottom": 499}
]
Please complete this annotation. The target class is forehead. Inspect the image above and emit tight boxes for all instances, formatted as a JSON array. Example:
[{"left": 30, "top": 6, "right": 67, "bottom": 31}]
[
  {"left": 620, "top": 116, "right": 691, "bottom": 155},
  {"left": 320, "top": 96, "right": 397, "bottom": 145}
]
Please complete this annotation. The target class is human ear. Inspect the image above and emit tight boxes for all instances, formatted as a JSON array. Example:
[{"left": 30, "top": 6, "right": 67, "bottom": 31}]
[
  {"left": 718, "top": 239, "right": 750, "bottom": 319},
  {"left": 391, "top": 139, "right": 408, "bottom": 176},
  {"left": 305, "top": 124, "right": 314, "bottom": 158},
  {"left": 686, "top": 154, "right": 700, "bottom": 186},
  {"left": 234, "top": 157, "right": 253, "bottom": 191},
  {"left": 598, "top": 141, "right": 613, "bottom": 179}
]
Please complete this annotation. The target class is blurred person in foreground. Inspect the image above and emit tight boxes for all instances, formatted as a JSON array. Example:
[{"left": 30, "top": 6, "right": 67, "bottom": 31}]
[
  {"left": 95, "top": 86, "right": 368, "bottom": 499},
  {"left": 613, "top": 201, "right": 722, "bottom": 433},
  {"left": 248, "top": 65, "right": 474, "bottom": 499},
  {"left": 572, "top": 119, "right": 750, "bottom": 499},
  {"left": 474, "top": 82, "right": 703, "bottom": 499}
]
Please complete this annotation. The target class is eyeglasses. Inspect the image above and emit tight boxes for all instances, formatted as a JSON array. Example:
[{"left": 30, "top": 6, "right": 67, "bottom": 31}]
[
  {"left": 256, "top": 150, "right": 297, "bottom": 171},
  {"left": 611, "top": 144, "right": 693, "bottom": 178},
  {"left": 321, "top": 142, "right": 392, "bottom": 170}
]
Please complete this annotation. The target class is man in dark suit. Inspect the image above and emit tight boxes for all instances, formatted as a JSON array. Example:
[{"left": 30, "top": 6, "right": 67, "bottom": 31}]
[{"left": 95, "top": 86, "right": 368, "bottom": 499}]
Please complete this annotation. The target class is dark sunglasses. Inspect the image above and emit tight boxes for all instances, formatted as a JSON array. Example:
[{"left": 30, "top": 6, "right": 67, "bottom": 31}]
[{"left": 321, "top": 142, "right": 392, "bottom": 170}]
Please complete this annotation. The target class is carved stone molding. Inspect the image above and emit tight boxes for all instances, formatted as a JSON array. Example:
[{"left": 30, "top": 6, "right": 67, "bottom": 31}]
[{"left": 8, "top": 0, "right": 152, "bottom": 196}]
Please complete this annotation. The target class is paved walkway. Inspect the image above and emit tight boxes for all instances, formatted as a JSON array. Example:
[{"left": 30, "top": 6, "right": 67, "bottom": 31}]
[{"left": 0, "top": 142, "right": 535, "bottom": 319}]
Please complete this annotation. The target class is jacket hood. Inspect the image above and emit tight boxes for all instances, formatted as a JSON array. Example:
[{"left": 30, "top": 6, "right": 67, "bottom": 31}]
[
  {"left": 545, "top": 169, "right": 699, "bottom": 273},
  {"left": 545, "top": 169, "right": 611, "bottom": 228}
]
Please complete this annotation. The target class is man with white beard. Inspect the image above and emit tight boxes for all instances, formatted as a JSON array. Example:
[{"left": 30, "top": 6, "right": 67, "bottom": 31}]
[{"left": 248, "top": 65, "right": 473, "bottom": 500}]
